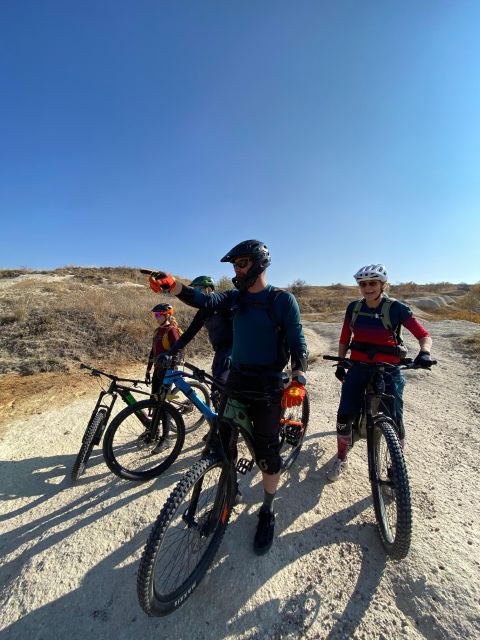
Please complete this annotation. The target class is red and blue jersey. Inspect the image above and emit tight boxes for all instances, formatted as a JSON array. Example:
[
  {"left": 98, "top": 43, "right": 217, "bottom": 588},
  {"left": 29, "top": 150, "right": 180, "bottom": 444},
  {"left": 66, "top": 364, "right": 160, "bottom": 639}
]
[{"left": 339, "top": 297, "right": 430, "bottom": 364}]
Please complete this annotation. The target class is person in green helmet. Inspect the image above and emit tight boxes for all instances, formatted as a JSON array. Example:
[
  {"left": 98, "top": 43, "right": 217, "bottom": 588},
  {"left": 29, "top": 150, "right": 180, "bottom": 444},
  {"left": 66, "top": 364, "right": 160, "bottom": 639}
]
[{"left": 164, "top": 276, "right": 233, "bottom": 387}]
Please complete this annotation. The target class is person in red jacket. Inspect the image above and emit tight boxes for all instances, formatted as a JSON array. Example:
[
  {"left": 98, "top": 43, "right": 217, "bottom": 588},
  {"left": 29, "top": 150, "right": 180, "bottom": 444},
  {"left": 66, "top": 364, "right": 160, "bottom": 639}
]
[
  {"left": 145, "top": 304, "right": 181, "bottom": 394},
  {"left": 327, "top": 264, "right": 433, "bottom": 482}
]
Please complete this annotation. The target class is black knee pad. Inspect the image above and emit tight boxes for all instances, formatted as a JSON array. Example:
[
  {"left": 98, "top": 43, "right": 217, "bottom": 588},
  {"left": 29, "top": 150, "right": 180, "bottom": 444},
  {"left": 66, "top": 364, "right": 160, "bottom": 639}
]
[
  {"left": 256, "top": 455, "right": 281, "bottom": 475},
  {"left": 336, "top": 414, "right": 356, "bottom": 436},
  {"left": 255, "top": 442, "right": 281, "bottom": 475}
]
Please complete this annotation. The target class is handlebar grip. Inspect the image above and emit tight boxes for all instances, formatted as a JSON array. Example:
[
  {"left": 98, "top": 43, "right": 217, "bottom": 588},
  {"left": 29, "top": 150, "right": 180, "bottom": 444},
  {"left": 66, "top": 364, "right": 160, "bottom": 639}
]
[
  {"left": 139, "top": 268, "right": 155, "bottom": 275},
  {"left": 323, "top": 355, "right": 341, "bottom": 361}
]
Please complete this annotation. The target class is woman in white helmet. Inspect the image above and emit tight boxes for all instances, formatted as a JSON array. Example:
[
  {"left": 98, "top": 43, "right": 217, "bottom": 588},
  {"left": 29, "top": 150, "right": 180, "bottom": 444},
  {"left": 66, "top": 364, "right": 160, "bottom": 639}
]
[{"left": 327, "top": 264, "right": 433, "bottom": 482}]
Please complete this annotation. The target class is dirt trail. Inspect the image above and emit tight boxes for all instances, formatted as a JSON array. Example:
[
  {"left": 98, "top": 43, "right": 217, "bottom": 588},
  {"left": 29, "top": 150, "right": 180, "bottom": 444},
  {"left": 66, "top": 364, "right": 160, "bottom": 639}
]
[{"left": 1, "top": 320, "right": 479, "bottom": 640}]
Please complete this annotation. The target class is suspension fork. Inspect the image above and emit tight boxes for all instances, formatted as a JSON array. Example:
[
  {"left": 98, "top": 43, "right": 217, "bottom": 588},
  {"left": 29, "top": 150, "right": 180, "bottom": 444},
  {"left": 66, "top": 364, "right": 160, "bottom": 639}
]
[
  {"left": 85, "top": 389, "right": 109, "bottom": 430},
  {"left": 366, "top": 392, "right": 379, "bottom": 484},
  {"left": 183, "top": 459, "right": 234, "bottom": 533},
  {"left": 83, "top": 383, "right": 117, "bottom": 442}
]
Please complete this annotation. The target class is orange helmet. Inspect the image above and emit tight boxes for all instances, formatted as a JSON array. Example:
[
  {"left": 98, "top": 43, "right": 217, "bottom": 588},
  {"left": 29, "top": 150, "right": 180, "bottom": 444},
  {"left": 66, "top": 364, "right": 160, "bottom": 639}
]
[{"left": 151, "top": 303, "right": 174, "bottom": 316}]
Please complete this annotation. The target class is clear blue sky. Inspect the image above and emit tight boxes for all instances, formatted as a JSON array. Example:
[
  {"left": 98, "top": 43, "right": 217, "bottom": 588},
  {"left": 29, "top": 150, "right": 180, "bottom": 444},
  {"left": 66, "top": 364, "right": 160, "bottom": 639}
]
[{"left": 1, "top": 1, "right": 479, "bottom": 285}]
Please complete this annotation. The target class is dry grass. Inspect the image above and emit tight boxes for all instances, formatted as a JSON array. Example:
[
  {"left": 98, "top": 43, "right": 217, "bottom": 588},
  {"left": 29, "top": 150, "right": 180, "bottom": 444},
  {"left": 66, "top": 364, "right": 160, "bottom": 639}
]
[
  {"left": 462, "top": 332, "right": 480, "bottom": 356},
  {"left": 0, "top": 268, "right": 210, "bottom": 375}
]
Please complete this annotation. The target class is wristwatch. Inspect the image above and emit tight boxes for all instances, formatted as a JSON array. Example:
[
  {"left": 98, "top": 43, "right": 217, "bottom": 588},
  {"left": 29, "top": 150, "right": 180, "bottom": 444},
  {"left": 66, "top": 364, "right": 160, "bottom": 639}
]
[{"left": 293, "top": 375, "right": 307, "bottom": 386}]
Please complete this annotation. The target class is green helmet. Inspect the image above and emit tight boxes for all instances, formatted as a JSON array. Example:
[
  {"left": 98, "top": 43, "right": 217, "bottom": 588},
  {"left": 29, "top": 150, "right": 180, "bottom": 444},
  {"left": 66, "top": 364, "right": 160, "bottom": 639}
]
[{"left": 190, "top": 275, "right": 215, "bottom": 290}]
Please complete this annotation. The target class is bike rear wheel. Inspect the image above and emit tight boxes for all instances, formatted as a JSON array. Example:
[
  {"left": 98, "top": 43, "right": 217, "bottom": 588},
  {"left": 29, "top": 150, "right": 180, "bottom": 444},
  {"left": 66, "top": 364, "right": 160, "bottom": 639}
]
[
  {"left": 279, "top": 391, "right": 310, "bottom": 472},
  {"left": 71, "top": 409, "right": 107, "bottom": 482},
  {"left": 167, "top": 382, "right": 210, "bottom": 432},
  {"left": 102, "top": 399, "right": 185, "bottom": 481},
  {"left": 371, "top": 419, "right": 412, "bottom": 559},
  {"left": 137, "top": 454, "right": 235, "bottom": 616}
]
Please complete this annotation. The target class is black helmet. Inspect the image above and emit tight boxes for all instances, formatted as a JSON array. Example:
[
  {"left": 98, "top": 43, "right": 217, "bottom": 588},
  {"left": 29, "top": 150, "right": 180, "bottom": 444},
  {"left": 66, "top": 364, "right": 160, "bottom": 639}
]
[
  {"left": 151, "top": 303, "right": 174, "bottom": 316},
  {"left": 220, "top": 239, "right": 271, "bottom": 291},
  {"left": 190, "top": 275, "right": 215, "bottom": 290}
]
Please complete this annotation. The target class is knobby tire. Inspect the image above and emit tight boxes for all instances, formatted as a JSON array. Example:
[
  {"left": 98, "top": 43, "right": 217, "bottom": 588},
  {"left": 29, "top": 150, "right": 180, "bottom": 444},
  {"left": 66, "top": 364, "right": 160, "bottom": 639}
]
[
  {"left": 71, "top": 409, "right": 107, "bottom": 482},
  {"left": 102, "top": 399, "right": 185, "bottom": 481},
  {"left": 371, "top": 419, "right": 412, "bottom": 559},
  {"left": 137, "top": 454, "right": 235, "bottom": 616}
]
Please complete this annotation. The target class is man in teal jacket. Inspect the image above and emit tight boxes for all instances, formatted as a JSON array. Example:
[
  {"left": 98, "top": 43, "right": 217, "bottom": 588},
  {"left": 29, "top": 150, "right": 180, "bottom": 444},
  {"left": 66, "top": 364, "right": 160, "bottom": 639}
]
[{"left": 149, "top": 239, "right": 308, "bottom": 555}]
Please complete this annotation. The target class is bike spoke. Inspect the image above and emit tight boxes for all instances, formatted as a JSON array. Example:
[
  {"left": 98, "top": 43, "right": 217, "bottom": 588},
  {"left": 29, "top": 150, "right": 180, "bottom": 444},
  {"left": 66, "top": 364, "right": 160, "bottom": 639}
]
[{"left": 152, "top": 465, "right": 223, "bottom": 596}]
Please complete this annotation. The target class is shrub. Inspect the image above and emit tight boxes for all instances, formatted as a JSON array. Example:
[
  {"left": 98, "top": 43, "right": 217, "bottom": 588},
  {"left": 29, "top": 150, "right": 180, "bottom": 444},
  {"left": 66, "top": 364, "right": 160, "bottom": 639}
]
[
  {"left": 216, "top": 276, "right": 233, "bottom": 291},
  {"left": 289, "top": 279, "right": 308, "bottom": 296}
]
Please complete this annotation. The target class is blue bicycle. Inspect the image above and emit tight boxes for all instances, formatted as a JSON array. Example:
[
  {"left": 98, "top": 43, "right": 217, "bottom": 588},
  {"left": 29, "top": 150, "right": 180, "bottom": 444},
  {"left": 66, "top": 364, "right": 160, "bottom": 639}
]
[{"left": 136, "top": 360, "right": 310, "bottom": 617}]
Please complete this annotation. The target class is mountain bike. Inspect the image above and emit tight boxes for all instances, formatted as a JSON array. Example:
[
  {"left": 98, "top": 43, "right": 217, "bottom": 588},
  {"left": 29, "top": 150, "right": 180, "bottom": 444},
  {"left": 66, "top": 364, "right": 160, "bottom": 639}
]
[
  {"left": 323, "top": 355, "right": 436, "bottom": 559},
  {"left": 71, "top": 364, "right": 149, "bottom": 482},
  {"left": 136, "top": 361, "right": 310, "bottom": 617},
  {"left": 102, "top": 363, "right": 210, "bottom": 481}
]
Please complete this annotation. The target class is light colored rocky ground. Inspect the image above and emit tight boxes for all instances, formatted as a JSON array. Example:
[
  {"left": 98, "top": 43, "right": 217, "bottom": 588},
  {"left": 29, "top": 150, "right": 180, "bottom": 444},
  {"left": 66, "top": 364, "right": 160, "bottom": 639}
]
[{"left": 1, "top": 320, "right": 479, "bottom": 639}]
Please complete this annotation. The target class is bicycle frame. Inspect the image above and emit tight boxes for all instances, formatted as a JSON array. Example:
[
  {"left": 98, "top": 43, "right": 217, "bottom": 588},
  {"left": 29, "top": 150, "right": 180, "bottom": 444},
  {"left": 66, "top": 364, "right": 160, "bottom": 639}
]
[
  {"left": 161, "top": 369, "right": 217, "bottom": 422},
  {"left": 81, "top": 365, "right": 151, "bottom": 442}
]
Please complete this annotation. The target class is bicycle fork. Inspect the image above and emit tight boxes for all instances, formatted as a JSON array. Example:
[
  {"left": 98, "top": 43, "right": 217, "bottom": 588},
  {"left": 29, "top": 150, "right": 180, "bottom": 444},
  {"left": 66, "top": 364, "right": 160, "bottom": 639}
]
[
  {"left": 366, "top": 407, "right": 396, "bottom": 492},
  {"left": 182, "top": 465, "right": 235, "bottom": 536}
]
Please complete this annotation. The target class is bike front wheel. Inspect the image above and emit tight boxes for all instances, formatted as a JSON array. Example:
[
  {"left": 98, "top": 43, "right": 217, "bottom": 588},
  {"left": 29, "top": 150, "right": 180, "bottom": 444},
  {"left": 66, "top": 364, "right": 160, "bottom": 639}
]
[
  {"left": 166, "top": 382, "right": 210, "bottom": 432},
  {"left": 371, "top": 419, "right": 412, "bottom": 559},
  {"left": 279, "top": 391, "right": 310, "bottom": 472},
  {"left": 137, "top": 454, "right": 235, "bottom": 616},
  {"left": 102, "top": 399, "right": 185, "bottom": 481},
  {"left": 71, "top": 409, "right": 107, "bottom": 482}
]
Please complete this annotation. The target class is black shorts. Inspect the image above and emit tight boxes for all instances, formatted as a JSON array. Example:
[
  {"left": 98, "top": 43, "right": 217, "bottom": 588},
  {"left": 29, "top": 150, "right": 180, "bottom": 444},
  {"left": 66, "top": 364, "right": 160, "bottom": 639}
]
[{"left": 221, "top": 367, "right": 284, "bottom": 473}]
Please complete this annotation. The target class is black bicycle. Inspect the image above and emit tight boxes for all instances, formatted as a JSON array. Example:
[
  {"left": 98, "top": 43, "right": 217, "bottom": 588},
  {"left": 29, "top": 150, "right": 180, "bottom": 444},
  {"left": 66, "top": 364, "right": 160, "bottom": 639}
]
[
  {"left": 102, "top": 363, "right": 210, "bottom": 482},
  {"left": 324, "top": 355, "right": 436, "bottom": 559},
  {"left": 71, "top": 364, "right": 149, "bottom": 482},
  {"left": 136, "top": 361, "right": 310, "bottom": 617}
]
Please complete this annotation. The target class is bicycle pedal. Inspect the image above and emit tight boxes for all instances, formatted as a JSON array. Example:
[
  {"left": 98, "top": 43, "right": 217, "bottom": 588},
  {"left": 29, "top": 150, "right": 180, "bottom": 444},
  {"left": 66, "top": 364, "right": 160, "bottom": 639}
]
[
  {"left": 236, "top": 458, "right": 254, "bottom": 475},
  {"left": 284, "top": 424, "right": 304, "bottom": 446}
]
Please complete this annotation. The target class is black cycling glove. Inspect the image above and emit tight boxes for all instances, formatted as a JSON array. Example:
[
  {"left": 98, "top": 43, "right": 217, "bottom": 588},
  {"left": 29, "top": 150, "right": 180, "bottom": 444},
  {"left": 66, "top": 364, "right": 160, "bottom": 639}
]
[
  {"left": 154, "top": 353, "right": 170, "bottom": 368},
  {"left": 414, "top": 350, "right": 433, "bottom": 368},
  {"left": 335, "top": 365, "right": 347, "bottom": 382}
]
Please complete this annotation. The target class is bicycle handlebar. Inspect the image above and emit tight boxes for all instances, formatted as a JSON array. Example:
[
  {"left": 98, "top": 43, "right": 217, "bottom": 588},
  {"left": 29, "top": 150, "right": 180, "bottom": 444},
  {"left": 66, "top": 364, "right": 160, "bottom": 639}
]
[
  {"left": 322, "top": 355, "right": 437, "bottom": 370},
  {"left": 139, "top": 268, "right": 155, "bottom": 276},
  {"left": 169, "top": 361, "right": 272, "bottom": 399},
  {"left": 79, "top": 363, "right": 145, "bottom": 386},
  {"left": 183, "top": 361, "right": 225, "bottom": 391}
]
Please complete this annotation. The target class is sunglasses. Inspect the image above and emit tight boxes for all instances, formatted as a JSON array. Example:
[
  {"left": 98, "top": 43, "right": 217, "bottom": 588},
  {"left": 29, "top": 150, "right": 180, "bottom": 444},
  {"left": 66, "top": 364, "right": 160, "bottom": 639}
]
[
  {"left": 359, "top": 281, "right": 381, "bottom": 288},
  {"left": 154, "top": 312, "right": 169, "bottom": 318},
  {"left": 233, "top": 258, "right": 251, "bottom": 270}
]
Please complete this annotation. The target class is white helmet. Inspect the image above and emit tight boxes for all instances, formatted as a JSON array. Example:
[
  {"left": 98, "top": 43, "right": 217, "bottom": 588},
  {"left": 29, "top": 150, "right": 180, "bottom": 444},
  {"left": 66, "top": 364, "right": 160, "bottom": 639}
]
[{"left": 354, "top": 264, "right": 388, "bottom": 283}]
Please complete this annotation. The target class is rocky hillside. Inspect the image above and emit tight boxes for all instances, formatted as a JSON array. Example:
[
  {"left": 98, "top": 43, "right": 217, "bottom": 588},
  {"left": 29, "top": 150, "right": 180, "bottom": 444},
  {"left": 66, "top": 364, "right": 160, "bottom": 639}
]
[{"left": 0, "top": 268, "right": 478, "bottom": 376}]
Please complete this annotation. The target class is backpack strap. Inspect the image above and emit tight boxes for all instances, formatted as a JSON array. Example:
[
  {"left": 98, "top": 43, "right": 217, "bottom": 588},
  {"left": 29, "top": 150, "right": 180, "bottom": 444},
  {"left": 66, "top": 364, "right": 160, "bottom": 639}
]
[
  {"left": 266, "top": 287, "right": 283, "bottom": 331},
  {"left": 382, "top": 298, "right": 403, "bottom": 345},
  {"left": 349, "top": 299, "right": 363, "bottom": 333}
]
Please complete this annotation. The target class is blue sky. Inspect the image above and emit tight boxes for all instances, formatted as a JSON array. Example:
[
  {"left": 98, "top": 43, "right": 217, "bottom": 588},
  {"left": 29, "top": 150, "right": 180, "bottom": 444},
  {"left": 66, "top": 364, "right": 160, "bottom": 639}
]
[{"left": 1, "top": 1, "right": 479, "bottom": 285}]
